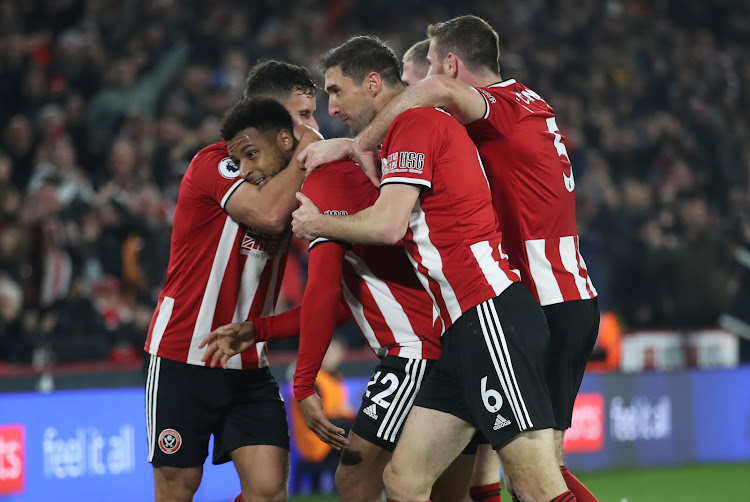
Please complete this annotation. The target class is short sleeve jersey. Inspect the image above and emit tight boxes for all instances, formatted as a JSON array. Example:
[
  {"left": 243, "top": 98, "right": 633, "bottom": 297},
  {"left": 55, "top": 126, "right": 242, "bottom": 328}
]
[
  {"left": 379, "top": 108, "right": 520, "bottom": 329},
  {"left": 465, "top": 80, "right": 597, "bottom": 305},
  {"left": 302, "top": 159, "right": 441, "bottom": 360},
  {"left": 144, "top": 142, "right": 290, "bottom": 368}
]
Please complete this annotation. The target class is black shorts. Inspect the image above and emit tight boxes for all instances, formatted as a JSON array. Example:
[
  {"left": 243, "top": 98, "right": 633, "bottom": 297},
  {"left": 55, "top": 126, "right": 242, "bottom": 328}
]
[
  {"left": 543, "top": 297, "right": 600, "bottom": 429},
  {"left": 143, "top": 354, "right": 289, "bottom": 468},
  {"left": 352, "top": 356, "right": 434, "bottom": 452},
  {"left": 414, "top": 283, "right": 556, "bottom": 449}
]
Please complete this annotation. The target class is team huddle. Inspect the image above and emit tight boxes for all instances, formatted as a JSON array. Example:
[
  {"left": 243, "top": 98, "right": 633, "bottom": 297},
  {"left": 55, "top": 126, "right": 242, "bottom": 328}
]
[{"left": 143, "top": 15, "right": 599, "bottom": 502}]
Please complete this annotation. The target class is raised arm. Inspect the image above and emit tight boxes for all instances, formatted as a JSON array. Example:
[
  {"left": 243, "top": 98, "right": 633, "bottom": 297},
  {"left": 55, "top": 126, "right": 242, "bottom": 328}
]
[{"left": 292, "top": 184, "right": 420, "bottom": 246}]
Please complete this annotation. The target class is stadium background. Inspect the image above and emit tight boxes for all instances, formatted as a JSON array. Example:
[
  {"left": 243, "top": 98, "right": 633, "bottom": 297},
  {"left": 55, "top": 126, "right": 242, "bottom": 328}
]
[{"left": 0, "top": 0, "right": 749, "bottom": 500}]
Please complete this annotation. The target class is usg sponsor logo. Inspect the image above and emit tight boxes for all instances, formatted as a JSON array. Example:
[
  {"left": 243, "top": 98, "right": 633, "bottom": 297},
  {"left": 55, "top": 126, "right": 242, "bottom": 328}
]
[
  {"left": 610, "top": 396, "right": 672, "bottom": 441},
  {"left": 564, "top": 393, "right": 604, "bottom": 453},
  {"left": 0, "top": 424, "right": 24, "bottom": 495},
  {"left": 43, "top": 425, "right": 136, "bottom": 478}
]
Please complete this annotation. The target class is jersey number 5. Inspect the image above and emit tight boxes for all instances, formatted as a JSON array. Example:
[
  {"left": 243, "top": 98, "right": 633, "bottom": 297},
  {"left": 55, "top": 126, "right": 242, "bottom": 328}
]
[{"left": 546, "top": 117, "right": 575, "bottom": 193}]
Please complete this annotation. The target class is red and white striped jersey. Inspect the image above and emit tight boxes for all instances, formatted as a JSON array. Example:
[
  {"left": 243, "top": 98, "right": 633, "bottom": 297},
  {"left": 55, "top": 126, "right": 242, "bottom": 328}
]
[
  {"left": 144, "top": 141, "right": 289, "bottom": 369},
  {"left": 304, "top": 159, "right": 442, "bottom": 360},
  {"left": 465, "top": 80, "right": 597, "bottom": 306},
  {"left": 380, "top": 108, "right": 520, "bottom": 330}
]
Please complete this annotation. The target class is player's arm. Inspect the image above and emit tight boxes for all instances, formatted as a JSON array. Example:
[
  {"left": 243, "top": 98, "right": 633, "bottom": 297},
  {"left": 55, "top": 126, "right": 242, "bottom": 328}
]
[
  {"left": 292, "top": 184, "right": 420, "bottom": 245},
  {"left": 199, "top": 298, "right": 350, "bottom": 369},
  {"left": 294, "top": 241, "right": 350, "bottom": 449},
  {"left": 224, "top": 128, "right": 321, "bottom": 233},
  {"left": 355, "top": 75, "right": 487, "bottom": 152}
]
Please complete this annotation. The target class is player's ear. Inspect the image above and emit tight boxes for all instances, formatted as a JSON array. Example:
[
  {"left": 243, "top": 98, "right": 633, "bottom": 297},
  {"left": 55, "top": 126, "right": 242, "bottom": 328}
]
[
  {"left": 276, "top": 128, "right": 295, "bottom": 152},
  {"left": 364, "top": 71, "right": 382, "bottom": 96},
  {"left": 446, "top": 53, "right": 459, "bottom": 78}
]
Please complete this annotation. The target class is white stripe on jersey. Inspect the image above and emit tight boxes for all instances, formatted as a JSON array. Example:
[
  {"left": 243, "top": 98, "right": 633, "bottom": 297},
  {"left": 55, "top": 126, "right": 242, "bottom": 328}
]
[
  {"left": 220, "top": 179, "right": 245, "bottom": 208},
  {"left": 344, "top": 252, "right": 423, "bottom": 359},
  {"left": 469, "top": 241, "right": 516, "bottom": 297},
  {"left": 148, "top": 296, "right": 174, "bottom": 354},
  {"left": 224, "top": 249, "right": 267, "bottom": 370},
  {"left": 341, "top": 280, "right": 388, "bottom": 357},
  {"left": 256, "top": 256, "right": 283, "bottom": 368},
  {"left": 577, "top": 236, "right": 598, "bottom": 297},
  {"left": 559, "top": 236, "right": 590, "bottom": 299},
  {"left": 525, "top": 238, "right": 564, "bottom": 306},
  {"left": 380, "top": 177, "right": 432, "bottom": 189},
  {"left": 408, "top": 199, "right": 462, "bottom": 323},
  {"left": 188, "top": 215, "right": 240, "bottom": 364}
]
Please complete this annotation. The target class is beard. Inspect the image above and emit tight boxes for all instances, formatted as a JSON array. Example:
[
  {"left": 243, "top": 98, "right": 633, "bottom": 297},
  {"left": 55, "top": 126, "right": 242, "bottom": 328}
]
[{"left": 349, "top": 100, "right": 378, "bottom": 136}]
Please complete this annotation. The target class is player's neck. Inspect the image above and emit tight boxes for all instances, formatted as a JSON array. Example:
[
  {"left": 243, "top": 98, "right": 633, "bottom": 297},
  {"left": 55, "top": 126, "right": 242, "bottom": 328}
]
[
  {"left": 460, "top": 70, "right": 504, "bottom": 88},
  {"left": 374, "top": 84, "right": 405, "bottom": 114}
]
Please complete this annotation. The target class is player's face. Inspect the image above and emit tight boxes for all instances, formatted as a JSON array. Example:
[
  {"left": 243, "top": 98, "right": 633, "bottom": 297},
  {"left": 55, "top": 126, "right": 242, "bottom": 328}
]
[
  {"left": 282, "top": 90, "right": 319, "bottom": 131},
  {"left": 226, "top": 127, "right": 293, "bottom": 186},
  {"left": 401, "top": 60, "right": 426, "bottom": 86},
  {"left": 324, "top": 65, "right": 377, "bottom": 135},
  {"left": 426, "top": 40, "right": 446, "bottom": 77}
]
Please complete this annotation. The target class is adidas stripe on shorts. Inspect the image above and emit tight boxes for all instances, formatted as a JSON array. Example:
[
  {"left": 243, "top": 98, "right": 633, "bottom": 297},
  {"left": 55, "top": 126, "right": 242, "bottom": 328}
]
[
  {"left": 414, "top": 283, "right": 557, "bottom": 448},
  {"left": 351, "top": 356, "right": 435, "bottom": 452}
]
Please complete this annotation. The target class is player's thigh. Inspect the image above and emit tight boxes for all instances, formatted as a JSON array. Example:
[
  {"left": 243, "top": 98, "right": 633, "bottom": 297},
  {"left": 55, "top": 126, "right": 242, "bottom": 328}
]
[
  {"left": 432, "top": 453, "right": 474, "bottom": 502},
  {"left": 213, "top": 367, "right": 289, "bottom": 466},
  {"left": 457, "top": 285, "right": 556, "bottom": 449},
  {"left": 543, "top": 297, "right": 600, "bottom": 429},
  {"left": 470, "top": 442, "right": 501, "bottom": 487},
  {"left": 231, "top": 445, "right": 289, "bottom": 500},
  {"left": 495, "top": 428, "right": 566, "bottom": 500},
  {"left": 352, "top": 357, "right": 433, "bottom": 453},
  {"left": 335, "top": 431, "right": 392, "bottom": 502},
  {"left": 143, "top": 354, "right": 224, "bottom": 470},
  {"left": 387, "top": 406, "right": 476, "bottom": 487}
]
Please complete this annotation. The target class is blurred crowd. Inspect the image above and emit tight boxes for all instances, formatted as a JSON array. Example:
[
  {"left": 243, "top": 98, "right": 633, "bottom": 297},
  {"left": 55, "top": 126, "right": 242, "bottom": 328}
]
[{"left": 0, "top": 0, "right": 748, "bottom": 365}]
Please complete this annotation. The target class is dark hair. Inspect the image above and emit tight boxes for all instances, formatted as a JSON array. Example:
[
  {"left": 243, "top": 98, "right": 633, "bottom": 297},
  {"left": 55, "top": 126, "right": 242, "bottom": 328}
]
[
  {"left": 244, "top": 60, "right": 316, "bottom": 99},
  {"left": 320, "top": 35, "right": 402, "bottom": 87},
  {"left": 220, "top": 98, "right": 294, "bottom": 142},
  {"left": 427, "top": 15, "right": 500, "bottom": 74}
]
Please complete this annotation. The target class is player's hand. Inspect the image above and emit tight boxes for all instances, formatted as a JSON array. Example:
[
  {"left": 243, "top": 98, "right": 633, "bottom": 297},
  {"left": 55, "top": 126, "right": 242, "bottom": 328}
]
[
  {"left": 296, "top": 138, "right": 354, "bottom": 175},
  {"left": 291, "top": 192, "right": 322, "bottom": 240},
  {"left": 352, "top": 141, "right": 381, "bottom": 188},
  {"left": 293, "top": 126, "right": 325, "bottom": 170},
  {"left": 298, "top": 393, "right": 349, "bottom": 450},
  {"left": 198, "top": 321, "right": 257, "bottom": 369}
]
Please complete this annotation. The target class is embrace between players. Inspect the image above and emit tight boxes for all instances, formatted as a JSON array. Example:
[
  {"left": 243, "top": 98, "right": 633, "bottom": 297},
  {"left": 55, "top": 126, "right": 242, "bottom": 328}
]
[{"left": 144, "top": 14, "right": 599, "bottom": 502}]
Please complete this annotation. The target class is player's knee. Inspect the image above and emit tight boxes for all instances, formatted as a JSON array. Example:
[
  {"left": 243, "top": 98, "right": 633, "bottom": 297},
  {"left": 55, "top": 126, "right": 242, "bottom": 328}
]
[
  {"left": 384, "top": 459, "right": 429, "bottom": 496},
  {"left": 243, "top": 484, "right": 287, "bottom": 502},
  {"left": 153, "top": 466, "right": 201, "bottom": 500},
  {"left": 334, "top": 462, "right": 358, "bottom": 493}
]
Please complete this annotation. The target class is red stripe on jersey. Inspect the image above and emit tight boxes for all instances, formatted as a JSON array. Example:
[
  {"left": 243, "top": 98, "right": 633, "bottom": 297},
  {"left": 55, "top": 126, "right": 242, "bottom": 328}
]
[
  {"left": 403, "top": 225, "right": 453, "bottom": 329},
  {"left": 544, "top": 238, "right": 579, "bottom": 302}
]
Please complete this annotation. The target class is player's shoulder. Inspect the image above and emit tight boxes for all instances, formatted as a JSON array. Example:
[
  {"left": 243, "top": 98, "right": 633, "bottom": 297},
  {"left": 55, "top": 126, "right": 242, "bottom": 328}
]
[
  {"left": 480, "top": 79, "right": 549, "bottom": 105},
  {"left": 311, "top": 158, "right": 361, "bottom": 178},
  {"left": 394, "top": 107, "right": 458, "bottom": 131},
  {"left": 303, "top": 159, "right": 373, "bottom": 199},
  {"left": 187, "top": 141, "right": 241, "bottom": 179}
]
